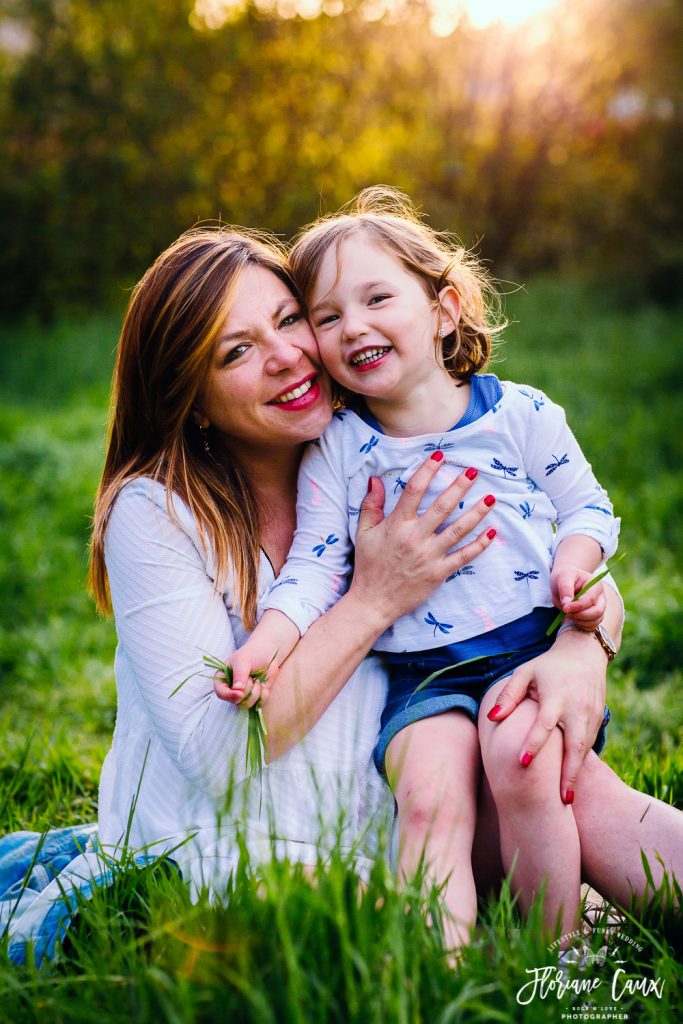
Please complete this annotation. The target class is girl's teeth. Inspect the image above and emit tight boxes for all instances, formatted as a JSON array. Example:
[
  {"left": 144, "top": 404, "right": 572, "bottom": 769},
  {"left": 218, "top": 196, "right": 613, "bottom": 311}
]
[
  {"left": 351, "top": 348, "right": 390, "bottom": 366},
  {"left": 274, "top": 379, "right": 313, "bottom": 403}
]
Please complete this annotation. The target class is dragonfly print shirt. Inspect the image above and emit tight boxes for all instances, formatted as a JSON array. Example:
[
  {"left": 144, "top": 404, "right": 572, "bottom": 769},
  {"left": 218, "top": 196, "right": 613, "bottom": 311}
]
[{"left": 262, "top": 376, "right": 620, "bottom": 652}]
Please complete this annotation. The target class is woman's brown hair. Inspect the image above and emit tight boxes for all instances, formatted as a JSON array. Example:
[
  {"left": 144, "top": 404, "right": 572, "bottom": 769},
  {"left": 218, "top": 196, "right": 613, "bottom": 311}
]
[
  {"left": 89, "top": 226, "right": 297, "bottom": 627},
  {"left": 290, "top": 185, "right": 505, "bottom": 386}
]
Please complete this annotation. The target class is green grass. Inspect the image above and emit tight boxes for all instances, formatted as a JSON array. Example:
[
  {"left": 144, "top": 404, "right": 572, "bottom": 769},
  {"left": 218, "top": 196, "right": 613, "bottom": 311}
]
[{"left": 0, "top": 281, "right": 681, "bottom": 1021}]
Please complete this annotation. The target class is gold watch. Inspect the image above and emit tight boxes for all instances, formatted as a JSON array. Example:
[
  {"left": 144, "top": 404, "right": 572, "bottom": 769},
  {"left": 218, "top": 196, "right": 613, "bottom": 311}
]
[{"left": 593, "top": 624, "right": 617, "bottom": 663}]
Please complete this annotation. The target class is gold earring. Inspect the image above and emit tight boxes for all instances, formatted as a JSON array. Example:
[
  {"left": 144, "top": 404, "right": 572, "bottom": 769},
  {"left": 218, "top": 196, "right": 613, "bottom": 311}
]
[{"left": 198, "top": 424, "right": 211, "bottom": 456}]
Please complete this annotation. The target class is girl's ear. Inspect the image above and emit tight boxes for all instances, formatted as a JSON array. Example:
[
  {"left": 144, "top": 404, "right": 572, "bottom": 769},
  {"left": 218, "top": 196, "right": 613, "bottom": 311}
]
[
  {"left": 190, "top": 407, "right": 210, "bottom": 430},
  {"left": 437, "top": 285, "right": 461, "bottom": 335}
]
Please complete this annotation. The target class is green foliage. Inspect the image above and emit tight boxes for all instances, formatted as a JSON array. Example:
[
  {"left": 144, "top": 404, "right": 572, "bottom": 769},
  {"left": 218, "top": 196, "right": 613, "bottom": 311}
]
[
  {"left": 1, "top": 0, "right": 682, "bottom": 316},
  {"left": 1, "top": 845, "right": 682, "bottom": 1023}
]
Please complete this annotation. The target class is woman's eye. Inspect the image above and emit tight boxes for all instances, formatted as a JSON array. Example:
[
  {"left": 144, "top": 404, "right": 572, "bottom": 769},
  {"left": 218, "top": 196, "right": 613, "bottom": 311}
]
[
  {"left": 280, "top": 312, "right": 302, "bottom": 329},
  {"left": 224, "top": 344, "right": 249, "bottom": 364}
]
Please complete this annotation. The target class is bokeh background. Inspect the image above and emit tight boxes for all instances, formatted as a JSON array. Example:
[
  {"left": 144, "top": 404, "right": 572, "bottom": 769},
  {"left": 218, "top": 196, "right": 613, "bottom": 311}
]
[
  {"left": 0, "top": 0, "right": 682, "bottom": 845},
  {"left": 1, "top": 1, "right": 683, "bottom": 1015},
  {"left": 1, "top": 0, "right": 682, "bottom": 316}
]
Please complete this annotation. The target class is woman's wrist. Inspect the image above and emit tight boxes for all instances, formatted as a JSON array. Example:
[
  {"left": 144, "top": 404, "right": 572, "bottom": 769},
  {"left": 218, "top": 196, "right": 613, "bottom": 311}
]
[
  {"left": 341, "top": 585, "right": 397, "bottom": 645},
  {"left": 553, "top": 622, "right": 610, "bottom": 665}
]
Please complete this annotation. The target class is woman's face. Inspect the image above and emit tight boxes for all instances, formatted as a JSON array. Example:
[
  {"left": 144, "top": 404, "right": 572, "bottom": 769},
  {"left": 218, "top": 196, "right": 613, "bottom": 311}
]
[{"left": 196, "top": 265, "right": 333, "bottom": 456}]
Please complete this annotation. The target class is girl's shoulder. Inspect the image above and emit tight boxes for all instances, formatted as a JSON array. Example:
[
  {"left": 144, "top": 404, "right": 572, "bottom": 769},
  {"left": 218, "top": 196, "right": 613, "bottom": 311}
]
[{"left": 496, "top": 379, "right": 564, "bottom": 418}]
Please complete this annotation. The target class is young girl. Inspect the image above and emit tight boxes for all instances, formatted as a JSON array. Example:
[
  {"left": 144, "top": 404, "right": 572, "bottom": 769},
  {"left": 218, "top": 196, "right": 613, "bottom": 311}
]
[{"left": 226, "top": 188, "right": 619, "bottom": 951}]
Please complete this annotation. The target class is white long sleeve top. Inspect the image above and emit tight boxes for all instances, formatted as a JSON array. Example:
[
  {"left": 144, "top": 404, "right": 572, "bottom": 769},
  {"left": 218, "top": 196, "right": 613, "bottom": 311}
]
[
  {"left": 98, "top": 478, "right": 393, "bottom": 895},
  {"left": 263, "top": 379, "right": 620, "bottom": 651}
]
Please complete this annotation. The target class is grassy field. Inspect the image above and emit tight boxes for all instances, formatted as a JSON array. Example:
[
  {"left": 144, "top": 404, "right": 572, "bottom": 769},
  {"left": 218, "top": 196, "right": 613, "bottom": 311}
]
[{"left": 0, "top": 279, "right": 681, "bottom": 1021}]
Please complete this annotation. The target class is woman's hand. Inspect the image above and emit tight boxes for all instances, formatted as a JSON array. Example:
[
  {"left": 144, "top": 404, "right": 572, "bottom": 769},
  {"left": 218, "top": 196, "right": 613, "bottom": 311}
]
[
  {"left": 488, "top": 629, "right": 607, "bottom": 803},
  {"left": 349, "top": 454, "right": 496, "bottom": 629}
]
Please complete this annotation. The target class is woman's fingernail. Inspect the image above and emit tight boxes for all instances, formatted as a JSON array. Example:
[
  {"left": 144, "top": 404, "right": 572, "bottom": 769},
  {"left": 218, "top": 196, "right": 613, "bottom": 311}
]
[
  {"left": 484, "top": 494, "right": 496, "bottom": 507},
  {"left": 564, "top": 789, "right": 575, "bottom": 805},
  {"left": 431, "top": 451, "right": 444, "bottom": 462},
  {"left": 487, "top": 528, "right": 497, "bottom": 540},
  {"left": 367, "top": 477, "right": 374, "bottom": 494},
  {"left": 487, "top": 704, "right": 502, "bottom": 721},
  {"left": 465, "top": 467, "right": 477, "bottom": 480},
  {"left": 521, "top": 751, "right": 534, "bottom": 767}
]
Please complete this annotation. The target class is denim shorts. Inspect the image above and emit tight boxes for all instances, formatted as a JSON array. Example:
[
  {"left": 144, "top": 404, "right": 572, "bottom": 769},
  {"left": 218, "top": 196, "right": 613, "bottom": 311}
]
[{"left": 374, "top": 629, "right": 610, "bottom": 775}]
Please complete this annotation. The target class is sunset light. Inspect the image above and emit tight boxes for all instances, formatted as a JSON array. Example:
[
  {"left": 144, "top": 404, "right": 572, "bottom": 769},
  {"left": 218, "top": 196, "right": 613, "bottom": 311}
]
[{"left": 460, "top": 0, "right": 560, "bottom": 30}]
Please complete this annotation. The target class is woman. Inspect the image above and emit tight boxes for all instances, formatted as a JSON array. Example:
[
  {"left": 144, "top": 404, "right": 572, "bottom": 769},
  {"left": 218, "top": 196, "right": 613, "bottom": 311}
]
[{"left": 87, "top": 226, "right": 679, "bottom": 908}]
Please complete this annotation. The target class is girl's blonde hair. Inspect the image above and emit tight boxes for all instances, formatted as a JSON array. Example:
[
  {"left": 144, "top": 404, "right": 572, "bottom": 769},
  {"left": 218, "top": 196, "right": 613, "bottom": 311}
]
[
  {"left": 89, "top": 226, "right": 297, "bottom": 628},
  {"left": 290, "top": 185, "right": 505, "bottom": 385}
]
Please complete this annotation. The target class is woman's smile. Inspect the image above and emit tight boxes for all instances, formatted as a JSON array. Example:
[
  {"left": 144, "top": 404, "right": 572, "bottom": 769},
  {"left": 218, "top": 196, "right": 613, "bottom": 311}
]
[
  {"left": 198, "top": 265, "right": 332, "bottom": 450},
  {"left": 269, "top": 372, "right": 321, "bottom": 408}
]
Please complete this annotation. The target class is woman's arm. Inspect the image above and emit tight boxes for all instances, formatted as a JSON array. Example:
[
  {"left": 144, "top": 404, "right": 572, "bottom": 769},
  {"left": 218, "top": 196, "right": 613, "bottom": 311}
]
[
  {"left": 488, "top": 580, "right": 623, "bottom": 800},
  {"left": 261, "top": 456, "right": 496, "bottom": 760},
  {"left": 105, "top": 482, "right": 253, "bottom": 797}
]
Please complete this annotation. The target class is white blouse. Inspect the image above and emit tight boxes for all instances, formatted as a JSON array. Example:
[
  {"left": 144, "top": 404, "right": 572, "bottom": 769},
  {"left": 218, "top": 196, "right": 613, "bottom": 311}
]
[{"left": 99, "top": 478, "right": 394, "bottom": 895}]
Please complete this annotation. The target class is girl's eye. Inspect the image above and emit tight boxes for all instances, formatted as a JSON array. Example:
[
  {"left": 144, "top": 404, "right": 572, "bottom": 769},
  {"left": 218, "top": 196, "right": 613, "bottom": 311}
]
[
  {"left": 280, "top": 312, "right": 302, "bottom": 329},
  {"left": 369, "top": 294, "right": 390, "bottom": 306},
  {"left": 224, "top": 344, "right": 249, "bottom": 364},
  {"left": 316, "top": 314, "right": 339, "bottom": 327}
]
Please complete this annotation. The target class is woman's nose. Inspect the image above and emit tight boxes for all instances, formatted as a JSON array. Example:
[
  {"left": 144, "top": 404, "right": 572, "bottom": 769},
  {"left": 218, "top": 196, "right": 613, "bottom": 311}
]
[{"left": 264, "top": 335, "right": 304, "bottom": 374}]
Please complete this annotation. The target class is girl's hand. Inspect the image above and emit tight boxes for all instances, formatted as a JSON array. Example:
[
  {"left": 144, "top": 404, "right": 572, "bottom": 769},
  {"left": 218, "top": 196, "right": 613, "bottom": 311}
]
[
  {"left": 350, "top": 455, "right": 496, "bottom": 627},
  {"left": 551, "top": 564, "right": 606, "bottom": 631},
  {"left": 488, "top": 628, "right": 608, "bottom": 803},
  {"left": 213, "top": 647, "right": 278, "bottom": 706},
  {"left": 214, "top": 671, "right": 272, "bottom": 709}
]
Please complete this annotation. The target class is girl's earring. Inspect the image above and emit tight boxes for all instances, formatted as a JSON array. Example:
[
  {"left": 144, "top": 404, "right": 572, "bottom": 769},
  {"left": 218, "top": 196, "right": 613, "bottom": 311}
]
[{"left": 438, "top": 326, "right": 447, "bottom": 337}]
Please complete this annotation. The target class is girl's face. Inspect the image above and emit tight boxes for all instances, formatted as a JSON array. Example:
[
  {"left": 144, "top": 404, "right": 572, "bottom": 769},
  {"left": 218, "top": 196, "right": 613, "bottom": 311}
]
[
  {"left": 196, "top": 265, "right": 332, "bottom": 455},
  {"left": 308, "top": 233, "right": 452, "bottom": 404}
]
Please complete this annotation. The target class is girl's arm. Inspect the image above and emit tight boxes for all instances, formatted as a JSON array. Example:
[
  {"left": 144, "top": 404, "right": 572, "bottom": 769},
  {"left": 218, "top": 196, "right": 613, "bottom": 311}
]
[
  {"left": 521, "top": 388, "right": 620, "bottom": 562},
  {"left": 261, "top": 456, "right": 497, "bottom": 761},
  {"left": 225, "top": 422, "right": 358, "bottom": 696},
  {"left": 225, "top": 610, "right": 301, "bottom": 696}
]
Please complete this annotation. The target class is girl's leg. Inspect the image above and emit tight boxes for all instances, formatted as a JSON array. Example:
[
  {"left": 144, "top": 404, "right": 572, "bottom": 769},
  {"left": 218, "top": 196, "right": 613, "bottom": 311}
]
[
  {"left": 572, "top": 752, "right": 683, "bottom": 909},
  {"left": 471, "top": 773, "right": 505, "bottom": 897},
  {"left": 479, "top": 679, "right": 581, "bottom": 940},
  {"left": 385, "top": 711, "right": 480, "bottom": 952}
]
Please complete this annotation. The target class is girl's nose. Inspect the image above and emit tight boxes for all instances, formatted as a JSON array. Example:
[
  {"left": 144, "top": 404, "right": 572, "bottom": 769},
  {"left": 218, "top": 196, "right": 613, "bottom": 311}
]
[{"left": 341, "top": 313, "right": 369, "bottom": 342}]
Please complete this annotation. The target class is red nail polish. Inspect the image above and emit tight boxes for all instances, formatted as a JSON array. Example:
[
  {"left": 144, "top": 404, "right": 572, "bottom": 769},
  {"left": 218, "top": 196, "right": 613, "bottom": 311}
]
[
  {"left": 465, "top": 467, "right": 477, "bottom": 480},
  {"left": 431, "top": 451, "right": 444, "bottom": 462},
  {"left": 564, "top": 789, "right": 575, "bottom": 805},
  {"left": 367, "top": 477, "right": 374, "bottom": 494},
  {"left": 521, "top": 751, "right": 534, "bottom": 767},
  {"left": 487, "top": 704, "right": 502, "bottom": 721},
  {"left": 484, "top": 494, "right": 496, "bottom": 507},
  {"left": 487, "top": 528, "right": 496, "bottom": 540}
]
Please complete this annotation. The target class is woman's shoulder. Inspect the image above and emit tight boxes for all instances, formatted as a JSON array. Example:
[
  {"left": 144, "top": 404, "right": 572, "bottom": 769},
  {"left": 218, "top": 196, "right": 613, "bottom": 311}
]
[
  {"left": 112, "top": 476, "right": 192, "bottom": 520},
  {"left": 106, "top": 476, "right": 205, "bottom": 559}
]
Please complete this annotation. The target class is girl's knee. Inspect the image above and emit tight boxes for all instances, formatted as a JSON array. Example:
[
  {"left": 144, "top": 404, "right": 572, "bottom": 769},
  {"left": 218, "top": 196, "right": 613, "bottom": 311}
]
[
  {"left": 483, "top": 724, "right": 564, "bottom": 809},
  {"left": 398, "top": 786, "right": 476, "bottom": 842}
]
